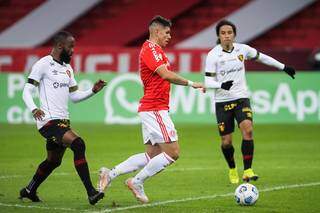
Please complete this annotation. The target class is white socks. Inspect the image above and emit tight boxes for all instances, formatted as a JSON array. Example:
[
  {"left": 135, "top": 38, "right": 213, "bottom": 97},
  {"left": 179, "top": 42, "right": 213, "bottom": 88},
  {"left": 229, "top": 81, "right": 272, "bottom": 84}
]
[
  {"left": 132, "top": 152, "right": 174, "bottom": 184},
  {"left": 109, "top": 153, "right": 150, "bottom": 180}
]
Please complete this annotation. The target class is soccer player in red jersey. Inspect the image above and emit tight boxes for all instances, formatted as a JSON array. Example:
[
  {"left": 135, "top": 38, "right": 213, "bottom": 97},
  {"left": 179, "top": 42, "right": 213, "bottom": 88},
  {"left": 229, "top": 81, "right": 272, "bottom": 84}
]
[{"left": 98, "top": 15, "right": 205, "bottom": 203}]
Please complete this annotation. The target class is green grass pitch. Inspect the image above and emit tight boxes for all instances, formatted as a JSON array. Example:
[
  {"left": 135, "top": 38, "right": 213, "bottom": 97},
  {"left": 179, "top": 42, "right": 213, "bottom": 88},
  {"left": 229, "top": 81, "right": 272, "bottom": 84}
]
[{"left": 0, "top": 123, "right": 320, "bottom": 212}]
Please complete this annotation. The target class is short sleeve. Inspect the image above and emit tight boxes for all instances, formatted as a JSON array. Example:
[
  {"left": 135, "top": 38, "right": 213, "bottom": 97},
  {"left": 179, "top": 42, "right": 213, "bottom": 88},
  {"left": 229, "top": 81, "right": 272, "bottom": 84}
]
[
  {"left": 142, "top": 45, "right": 166, "bottom": 71},
  {"left": 68, "top": 67, "right": 77, "bottom": 88},
  {"left": 243, "top": 44, "right": 258, "bottom": 60},
  {"left": 205, "top": 52, "right": 217, "bottom": 73},
  {"left": 28, "top": 60, "right": 44, "bottom": 83}
]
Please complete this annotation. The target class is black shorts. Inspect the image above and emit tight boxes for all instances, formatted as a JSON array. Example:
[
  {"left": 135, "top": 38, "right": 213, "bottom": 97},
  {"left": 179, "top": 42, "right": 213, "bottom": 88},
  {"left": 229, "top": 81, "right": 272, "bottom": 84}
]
[
  {"left": 215, "top": 98, "right": 253, "bottom": 136},
  {"left": 39, "top": 119, "right": 71, "bottom": 151}
]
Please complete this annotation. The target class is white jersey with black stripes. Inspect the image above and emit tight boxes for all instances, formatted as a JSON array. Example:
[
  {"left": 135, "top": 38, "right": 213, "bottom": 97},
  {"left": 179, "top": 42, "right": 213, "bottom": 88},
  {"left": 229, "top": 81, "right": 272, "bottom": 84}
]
[{"left": 27, "top": 55, "right": 77, "bottom": 129}]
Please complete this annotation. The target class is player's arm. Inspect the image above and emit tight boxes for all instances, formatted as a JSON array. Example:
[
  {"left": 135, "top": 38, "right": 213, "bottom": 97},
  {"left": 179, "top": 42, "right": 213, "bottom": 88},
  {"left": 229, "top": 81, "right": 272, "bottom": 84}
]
[
  {"left": 205, "top": 72, "right": 233, "bottom": 90},
  {"left": 256, "top": 52, "right": 295, "bottom": 79},
  {"left": 246, "top": 45, "right": 295, "bottom": 79},
  {"left": 155, "top": 64, "right": 204, "bottom": 89},
  {"left": 69, "top": 79, "right": 106, "bottom": 103},
  {"left": 22, "top": 79, "right": 45, "bottom": 120}
]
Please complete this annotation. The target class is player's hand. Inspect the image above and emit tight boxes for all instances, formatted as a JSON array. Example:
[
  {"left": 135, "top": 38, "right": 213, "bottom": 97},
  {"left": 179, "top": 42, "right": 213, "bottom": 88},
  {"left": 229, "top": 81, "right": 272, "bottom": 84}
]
[
  {"left": 191, "top": 82, "right": 204, "bottom": 89},
  {"left": 283, "top": 65, "right": 295, "bottom": 79},
  {"left": 198, "top": 87, "right": 206, "bottom": 93},
  {"left": 221, "top": 80, "right": 233, "bottom": 90},
  {"left": 32, "top": 108, "right": 45, "bottom": 121},
  {"left": 92, "top": 79, "right": 107, "bottom": 93}
]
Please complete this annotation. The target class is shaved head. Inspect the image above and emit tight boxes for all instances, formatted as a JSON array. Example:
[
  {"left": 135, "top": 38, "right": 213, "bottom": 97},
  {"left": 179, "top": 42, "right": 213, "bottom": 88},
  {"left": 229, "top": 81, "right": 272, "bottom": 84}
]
[
  {"left": 52, "top": 31, "right": 73, "bottom": 47},
  {"left": 149, "top": 15, "right": 171, "bottom": 33}
]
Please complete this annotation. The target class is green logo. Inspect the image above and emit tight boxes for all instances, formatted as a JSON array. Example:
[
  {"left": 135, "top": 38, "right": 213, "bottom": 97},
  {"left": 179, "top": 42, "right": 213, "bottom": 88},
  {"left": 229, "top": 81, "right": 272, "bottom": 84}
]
[{"left": 104, "top": 74, "right": 142, "bottom": 124}]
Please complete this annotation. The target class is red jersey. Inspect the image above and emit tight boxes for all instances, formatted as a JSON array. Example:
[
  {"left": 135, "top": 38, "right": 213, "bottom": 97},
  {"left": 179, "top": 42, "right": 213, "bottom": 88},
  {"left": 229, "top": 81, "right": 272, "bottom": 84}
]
[{"left": 138, "top": 40, "right": 171, "bottom": 112}]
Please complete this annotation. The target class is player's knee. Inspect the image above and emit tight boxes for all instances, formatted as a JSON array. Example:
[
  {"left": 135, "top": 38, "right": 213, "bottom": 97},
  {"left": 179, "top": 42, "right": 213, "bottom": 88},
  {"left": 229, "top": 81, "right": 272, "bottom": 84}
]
[
  {"left": 170, "top": 149, "right": 180, "bottom": 160},
  {"left": 243, "top": 128, "right": 253, "bottom": 140},
  {"left": 70, "top": 137, "right": 86, "bottom": 153},
  {"left": 221, "top": 137, "right": 232, "bottom": 147},
  {"left": 221, "top": 143, "right": 233, "bottom": 149}
]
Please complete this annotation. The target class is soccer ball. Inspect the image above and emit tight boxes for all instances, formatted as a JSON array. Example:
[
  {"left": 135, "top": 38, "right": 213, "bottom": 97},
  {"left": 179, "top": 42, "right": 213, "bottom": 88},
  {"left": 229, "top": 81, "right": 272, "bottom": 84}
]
[{"left": 234, "top": 183, "right": 259, "bottom": 205}]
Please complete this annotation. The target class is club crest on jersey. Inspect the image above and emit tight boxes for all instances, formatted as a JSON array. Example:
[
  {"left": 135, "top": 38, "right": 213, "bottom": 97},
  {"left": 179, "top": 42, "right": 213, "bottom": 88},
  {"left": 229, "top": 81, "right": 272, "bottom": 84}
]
[
  {"left": 66, "top": 70, "right": 71, "bottom": 78},
  {"left": 238, "top": 54, "right": 244, "bottom": 62},
  {"left": 169, "top": 130, "right": 176, "bottom": 137}
]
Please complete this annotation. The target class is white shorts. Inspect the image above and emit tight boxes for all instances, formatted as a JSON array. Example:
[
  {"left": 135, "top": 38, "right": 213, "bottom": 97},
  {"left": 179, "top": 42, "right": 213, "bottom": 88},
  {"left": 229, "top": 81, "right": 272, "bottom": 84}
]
[{"left": 139, "top": 110, "right": 178, "bottom": 145}]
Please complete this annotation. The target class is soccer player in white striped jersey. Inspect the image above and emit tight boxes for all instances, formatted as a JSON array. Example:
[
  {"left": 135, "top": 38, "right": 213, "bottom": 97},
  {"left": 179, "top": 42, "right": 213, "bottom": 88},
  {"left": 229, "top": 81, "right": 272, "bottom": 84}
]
[{"left": 204, "top": 20, "right": 295, "bottom": 184}]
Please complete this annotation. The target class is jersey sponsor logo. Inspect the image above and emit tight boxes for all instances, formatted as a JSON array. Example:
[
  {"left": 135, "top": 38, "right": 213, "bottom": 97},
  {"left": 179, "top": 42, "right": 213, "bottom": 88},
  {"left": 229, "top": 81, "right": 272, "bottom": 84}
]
[
  {"left": 53, "top": 82, "right": 68, "bottom": 89},
  {"left": 220, "top": 67, "right": 243, "bottom": 76},
  {"left": 148, "top": 43, "right": 162, "bottom": 62},
  {"left": 224, "top": 103, "right": 237, "bottom": 111},
  {"left": 53, "top": 82, "right": 59, "bottom": 88},
  {"left": 52, "top": 70, "right": 58, "bottom": 75},
  {"left": 238, "top": 54, "right": 244, "bottom": 62}
]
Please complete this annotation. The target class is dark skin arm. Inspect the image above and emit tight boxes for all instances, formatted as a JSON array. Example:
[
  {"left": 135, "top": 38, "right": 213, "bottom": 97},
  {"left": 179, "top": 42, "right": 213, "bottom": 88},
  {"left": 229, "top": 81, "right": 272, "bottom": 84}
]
[{"left": 92, "top": 79, "right": 107, "bottom": 93}]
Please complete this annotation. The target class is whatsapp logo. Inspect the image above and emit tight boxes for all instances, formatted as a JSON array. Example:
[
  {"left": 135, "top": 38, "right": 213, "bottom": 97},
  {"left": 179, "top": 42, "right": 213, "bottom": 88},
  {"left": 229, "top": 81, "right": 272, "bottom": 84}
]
[{"left": 104, "top": 74, "right": 143, "bottom": 124}]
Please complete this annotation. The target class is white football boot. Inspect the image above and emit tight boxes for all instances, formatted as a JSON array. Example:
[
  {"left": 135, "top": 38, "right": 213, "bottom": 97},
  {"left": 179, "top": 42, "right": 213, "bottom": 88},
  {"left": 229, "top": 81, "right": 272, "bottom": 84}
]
[
  {"left": 125, "top": 178, "right": 149, "bottom": 203},
  {"left": 98, "top": 167, "right": 111, "bottom": 192}
]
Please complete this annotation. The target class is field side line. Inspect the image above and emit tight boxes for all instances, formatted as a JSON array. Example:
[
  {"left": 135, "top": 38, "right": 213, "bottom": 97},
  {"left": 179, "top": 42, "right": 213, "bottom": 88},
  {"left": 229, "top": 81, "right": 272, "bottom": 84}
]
[
  {"left": 96, "top": 181, "right": 320, "bottom": 213},
  {"left": 0, "top": 202, "right": 78, "bottom": 212}
]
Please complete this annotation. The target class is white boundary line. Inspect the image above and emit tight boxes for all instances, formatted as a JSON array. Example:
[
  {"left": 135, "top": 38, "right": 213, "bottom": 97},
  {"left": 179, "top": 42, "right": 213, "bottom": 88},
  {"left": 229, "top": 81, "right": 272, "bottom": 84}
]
[
  {"left": 0, "top": 203, "right": 78, "bottom": 212},
  {"left": 0, "top": 182, "right": 319, "bottom": 212},
  {"left": 96, "top": 182, "right": 320, "bottom": 213}
]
